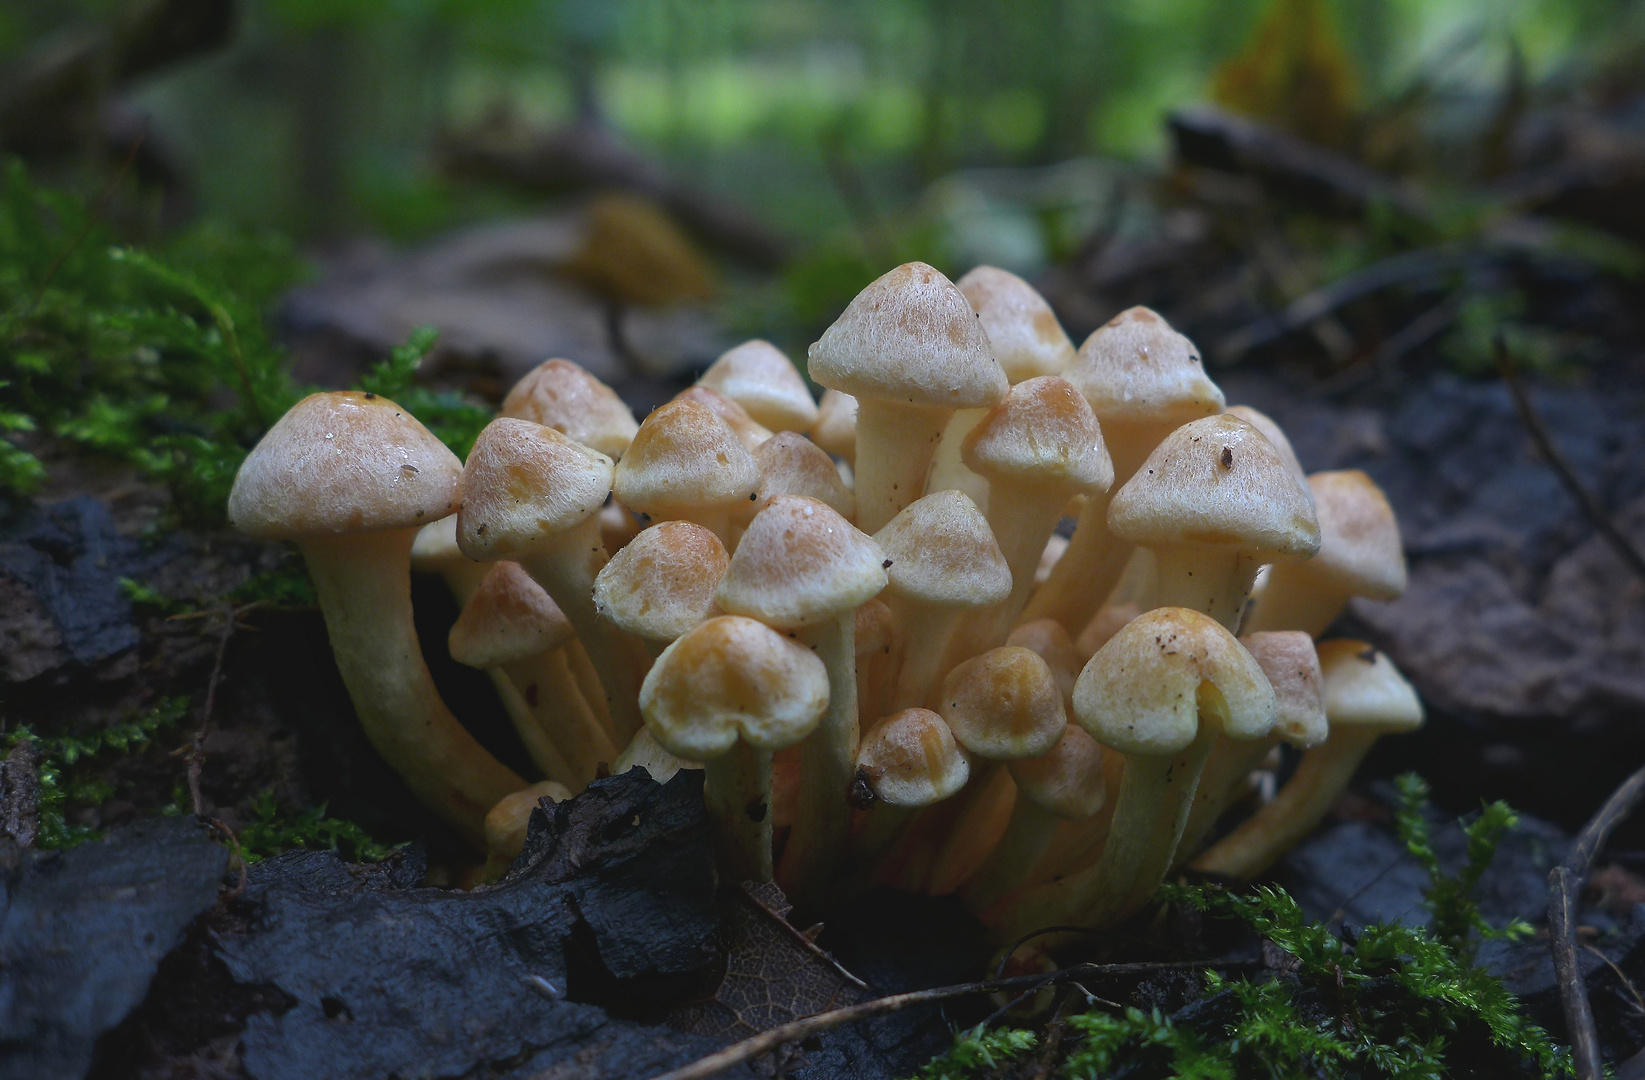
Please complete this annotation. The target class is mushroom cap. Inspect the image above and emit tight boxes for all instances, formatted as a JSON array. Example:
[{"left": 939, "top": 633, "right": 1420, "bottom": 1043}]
[
  {"left": 614, "top": 399, "right": 761, "bottom": 517},
  {"left": 1304, "top": 471, "right": 1407, "bottom": 600},
  {"left": 940, "top": 646, "right": 1067, "bottom": 761},
  {"left": 810, "top": 390, "right": 858, "bottom": 462},
  {"left": 1064, "top": 307, "right": 1224, "bottom": 427},
  {"left": 716, "top": 495, "right": 887, "bottom": 629},
  {"left": 228, "top": 391, "right": 461, "bottom": 540},
  {"left": 855, "top": 596, "right": 897, "bottom": 660},
  {"left": 673, "top": 385, "right": 774, "bottom": 453},
  {"left": 449, "top": 561, "right": 577, "bottom": 668},
  {"left": 961, "top": 376, "right": 1113, "bottom": 493},
  {"left": 1072, "top": 607, "right": 1276, "bottom": 756},
  {"left": 1315, "top": 639, "right": 1424, "bottom": 734},
  {"left": 1008, "top": 725, "right": 1106, "bottom": 819},
  {"left": 1108, "top": 414, "right": 1320, "bottom": 561},
  {"left": 956, "top": 265, "right": 1076, "bottom": 383},
  {"left": 873, "top": 490, "right": 1011, "bottom": 608},
  {"left": 1006, "top": 619, "right": 1082, "bottom": 703},
  {"left": 1225, "top": 405, "right": 1309, "bottom": 498},
  {"left": 484, "top": 780, "right": 572, "bottom": 862},
  {"left": 640, "top": 615, "right": 830, "bottom": 758},
  {"left": 806, "top": 262, "right": 1008, "bottom": 409},
  {"left": 457, "top": 418, "right": 614, "bottom": 561},
  {"left": 752, "top": 431, "right": 856, "bottom": 520},
  {"left": 500, "top": 359, "right": 639, "bottom": 459},
  {"left": 594, "top": 520, "right": 728, "bottom": 642},
  {"left": 612, "top": 725, "right": 700, "bottom": 783},
  {"left": 1238, "top": 631, "right": 1328, "bottom": 748},
  {"left": 856, "top": 708, "right": 970, "bottom": 807},
  {"left": 700, "top": 340, "right": 820, "bottom": 432}
]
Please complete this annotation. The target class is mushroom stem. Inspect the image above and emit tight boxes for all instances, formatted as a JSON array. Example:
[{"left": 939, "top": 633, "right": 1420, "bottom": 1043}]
[
  {"left": 1149, "top": 547, "right": 1263, "bottom": 633},
  {"left": 565, "top": 641, "right": 616, "bottom": 735},
  {"left": 961, "top": 797, "right": 1062, "bottom": 916},
  {"left": 1018, "top": 490, "right": 1130, "bottom": 634},
  {"left": 852, "top": 399, "right": 950, "bottom": 533},
  {"left": 844, "top": 803, "right": 919, "bottom": 883},
  {"left": 948, "top": 484, "right": 1069, "bottom": 662},
  {"left": 484, "top": 669, "right": 578, "bottom": 788},
  {"left": 776, "top": 612, "right": 858, "bottom": 903},
  {"left": 703, "top": 739, "right": 775, "bottom": 883},
  {"left": 499, "top": 652, "right": 620, "bottom": 789},
  {"left": 1172, "top": 734, "right": 1276, "bottom": 872},
  {"left": 885, "top": 598, "right": 967, "bottom": 712},
  {"left": 1191, "top": 727, "right": 1377, "bottom": 880},
  {"left": 302, "top": 529, "right": 524, "bottom": 850},
  {"left": 1239, "top": 567, "right": 1351, "bottom": 638},
  {"left": 518, "top": 518, "right": 649, "bottom": 743}
]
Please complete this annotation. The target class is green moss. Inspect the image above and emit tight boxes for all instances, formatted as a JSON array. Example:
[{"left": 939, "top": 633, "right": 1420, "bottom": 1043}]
[{"left": 237, "top": 789, "right": 401, "bottom": 864}]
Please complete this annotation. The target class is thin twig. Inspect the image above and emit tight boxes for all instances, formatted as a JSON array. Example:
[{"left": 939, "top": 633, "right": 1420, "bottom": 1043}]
[
  {"left": 30, "top": 128, "right": 146, "bottom": 311},
  {"left": 1495, "top": 337, "right": 1645, "bottom": 584},
  {"left": 737, "top": 882, "right": 869, "bottom": 991},
  {"left": 187, "top": 604, "right": 242, "bottom": 816},
  {"left": 647, "top": 960, "right": 1236, "bottom": 1080},
  {"left": 1548, "top": 763, "right": 1645, "bottom": 1080}
]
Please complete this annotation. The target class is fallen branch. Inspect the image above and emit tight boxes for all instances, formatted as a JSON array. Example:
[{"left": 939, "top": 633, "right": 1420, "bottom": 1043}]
[{"left": 1548, "top": 763, "right": 1645, "bottom": 1080}]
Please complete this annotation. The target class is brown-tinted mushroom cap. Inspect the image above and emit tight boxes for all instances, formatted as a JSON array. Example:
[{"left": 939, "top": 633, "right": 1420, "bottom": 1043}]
[
  {"left": 856, "top": 708, "right": 970, "bottom": 807},
  {"left": 1006, "top": 619, "right": 1082, "bottom": 703},
  {"left": 962, "top": 376, "right": 1113, "bottom": 493},
  {"left": 1108, "top": 414, "right": 1320, "bottom": 562},
  {"left": 1238, "top": 631, "right": 1328, "bottom": 747},
  {"left": 229, "top": 391, "right": 461, "bottom": 540},
  {"left": 752, "top": 431, "right": 856, "bottom": 520},
  {"left": 500, "top": 359, "right": 639, "bottom": 459},
  {"left": 873, "top": 490, "right": 1011, "bottom": 608},
  {"left": 716, "top": 495, "right": 886, "bottom": 629},
  {"left": 594, "top": 520, "right": 728, "bottom": 642},
  {"left": 1304, "top": 471, "right": 1407, "bottom": 600},
  {"left": 1064, "top": 307, "right": 1224, "bottom": 427},
  {"left": 1315, "top": 639, "right": 1424, "bottom": 734},
  {"left": 811, "top": 390, "right": 858, "bottom": 462},
  {"left": 1009, "top": 725, "right": 1106, "bottom": 819},
  {"left": 956, "top": 266, "right": 1076, "bottom": 383},
  {"left": 700, "top": 340, "right": 819, "bottom": 432},
  {"left": 614, "top": 399, "right": 760, "bottom": 517},
  {"left": 673, "top": 385, "right": 774, "bottom": 453},
  {"left": 806, "top": 262, "right": 1007, "bottom": 408},
  {"left": 1225, "top": 405, "right": 1308, "bottom": 496},
  {"left": 457, "top": 418, "right": 615, "bottom": 561},
  {"left": 449, "top": 561, "right": 577, "bottom": 668},
  {"left": 940, "top": 646, "right": 1067, "bottom": 760},
  {"left": 640, "top": 615, "right": 830, "bottom": 759}
]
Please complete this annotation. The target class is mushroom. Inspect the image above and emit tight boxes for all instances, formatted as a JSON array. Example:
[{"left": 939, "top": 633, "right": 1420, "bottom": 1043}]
[
  {"left": 458, "top": 417, "right": 650, "bottom": 743},
  {"left": 612, "top": 724, "right": 701, "bottom": 784},
  {"left": 228, "top": 391, "right": 524, "bottom": 848},
  {"left": 1241, "top": 470, "right": 1406, "bottom": 638},
  {"left": 1023, "top": 307, "right": 1225, "bottom": 634},
  {"left": 599, "top": 500, "right": 643, "bottom": 554},
  {"left": 961, "top": 724, "right": 1106, "bottom": 917},
  {"left": 810, "top": 389, "right": 858, "bottom": 466},
  {"left": 499, "top": 358, "right": 639, "bottom": 459},
  {"left": 411, "top": 514, "right": 490, "bottom": 604},
  {"left": 1173, "top": 630, "right": 1326, "bottom": 870},
  {"left": 996, "top": 607, "right": 1276, "bottom": 939},
  {"left": 448, "top": 560, "right": 617, "bottom": 790},
  {"left": 1107, "top": 413, "right": 1320, "bottom": 632},
  {"left": 806, "top": 261, "right": 1008, "bottom": 532},
  {"left": 1005, "top": 619, "right": 1083, "bottom": 708},
  {"left": 593, "top": 520, "right": 728, "bottom": 657},
  {"left": 927, "top": 646, "right": 1068, "bottom": 894},
  {"left": 714, "top": 495, "right": 887, "bottom": 903},
  {"left": 750, "top": 431, "right": 857, "bottom": 521},
  {"left": 1036, "top": 534, "right": 1068, "bottom": 586},
  {"left": 613, "top": 398, "right": 760, "bottom": 544},
  {"left": 844, "top": 707, "right": 971, "bottom": 888},
  {"left": 673, "top": 384, "right": 774, "bottom": 453},
  {"left": 1224, "top": 405, "right": 1310, "bottom": 499},
  {"left": 854, "top": 597, "right": 899, "bottom": 730},
  {"left": 873, "top": 490, "right": 1012, "bottom": 712},
  {"left": 699, "top": 339, "right": 819, "bottom": 433},
  {"left": 1192, "top": 639, "right": 1423, "bottom": 880},
  {"left": 641, "top": 615, "right": 829, "bottom": 881},
  {"left": 480, "top": 780, "right": 572, "bottom": 882}
]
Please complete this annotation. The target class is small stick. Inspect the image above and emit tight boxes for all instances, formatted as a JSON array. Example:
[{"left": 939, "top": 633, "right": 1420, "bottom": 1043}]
[
  {"left": 187, "top": 604, "right": 245, "bottom": 817},
  {"left": 1548, "top": 763, "right": 1645, "bottom": 1080},
  {"left": 1495, "top": 337, "right": 1645, "bottom": 584}
]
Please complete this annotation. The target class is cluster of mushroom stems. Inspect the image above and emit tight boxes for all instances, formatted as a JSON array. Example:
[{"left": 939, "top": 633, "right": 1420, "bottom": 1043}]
[{"left": 227, "top": 261, "right": 1423, "bottom": 946}]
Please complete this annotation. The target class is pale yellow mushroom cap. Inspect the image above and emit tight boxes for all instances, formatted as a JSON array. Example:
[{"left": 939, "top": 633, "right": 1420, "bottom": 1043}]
[
  {"left": 874, "top": 490, "right": 1011, "bottom": 608},
  {"left": 940, "top": 646, "right": 1067, "bottom": 761},
  {"left": 449, "top": 561, "right": 576, "bottom": 668},
  {"left": 1238, "top": 631, "right": 1328, "bottom": 748},
  {"left": 457, "top": 418, "right": 614, "bottom": 561},
  {"left": 962, "top": 376, "right": 1113, "bottom": 493},
  {"left": 855, "top": 596, "right": 897, "bottom": 660},
  {"left": 956, "top": 265, "right": 1076, "bottom": 383},
  {"left": 1073, "top": 607, "right": 1276, "bottom": 756},
  {"left": 484, "top": 780, "right": 573, "bottom": 866},
  {"left": 855, "top": 708, "right": 971, "bottom": 807},
  {"left": 811, "top": 390, "right": 858, "bottom": 463},
  {"left": 1008, "top": 725, "right": 1106, "bottom": 819},
  {"left": 410, "top": 514, "right": 465, "bottom": 572},
  {"left": 1064, "top": 307, "right": 1224, "bottom": 427},
  {"left": 229, "top": 391, "right": 461, "bottom": 540},
  {"left": 1108, "top": 414, "right": 1320, "bottom": 562},
  {"left": 806, "top": 262, "right": 1008, "bottom": 409},
  {"left": 1304, "top": 471, "right": 1407, "bottom": 601},
  {"left": 716, "top": 495, "right": 886, "bottom": 629},
  {"left": 752, "top": 431, "right": 856, "bottom": 520},
  {"left": 500, "top": 358, "right": 639, "bottom": 460},
  {"left": 614, "top": 399, "right": 760, "bottom": 518},
  {"left": 1315, "top": 639, "right": 1424, "bottom": 733},
  {"left": 673, "top": 385, "right": 774, "bottom": 453},
  {"left": 700, "top": 339, "right": 819, "bottom": 433},
  {"left": 1225, "top": 405, "right": 1309, "bottom": 498},
  {"left": 1006, "top": 619, "right": 1083, "bottom": 704},
  {"left": 640, "top": 615, "right": 830, "bottom": 759},
  {"left": 593, "top": 520, "right": 728, "bottom": 643}
]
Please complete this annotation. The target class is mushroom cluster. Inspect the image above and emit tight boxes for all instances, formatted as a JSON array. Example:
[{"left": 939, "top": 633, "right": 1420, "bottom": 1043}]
[{"left": 228, "top": 261, "right": 1423, "bottom": 942}]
